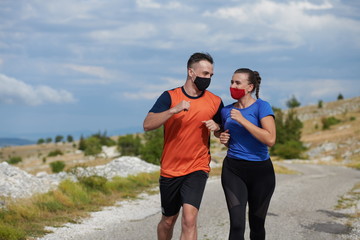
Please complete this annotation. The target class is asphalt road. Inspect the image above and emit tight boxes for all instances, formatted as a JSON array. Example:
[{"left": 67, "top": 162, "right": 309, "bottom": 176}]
[{"left": 40, "top": 162, "right": 360, "bottom": 240}]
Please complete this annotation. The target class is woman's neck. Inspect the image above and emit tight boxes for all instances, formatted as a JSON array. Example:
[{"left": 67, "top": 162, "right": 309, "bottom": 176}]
[{"left": 235, "top": 96, "right": 256, "bottom": 109}]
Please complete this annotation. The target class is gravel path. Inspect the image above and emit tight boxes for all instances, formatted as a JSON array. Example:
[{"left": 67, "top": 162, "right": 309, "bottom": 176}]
[{"left": 38, "top": 162, "right": 360, "bottom": 240}]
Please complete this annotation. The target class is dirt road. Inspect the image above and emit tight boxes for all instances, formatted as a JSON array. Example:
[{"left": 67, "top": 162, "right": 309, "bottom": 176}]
[{"left": 40, "top": 162, "right": 360, "bottom": 240}]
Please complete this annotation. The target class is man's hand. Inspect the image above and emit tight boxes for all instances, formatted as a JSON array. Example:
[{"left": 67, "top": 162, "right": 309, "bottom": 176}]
[
  {"left": 202, "top": 120, "right": 220, "bottom": 131},
  {"left": 170, "top": 100, "right": 191, "bottom": 114}
]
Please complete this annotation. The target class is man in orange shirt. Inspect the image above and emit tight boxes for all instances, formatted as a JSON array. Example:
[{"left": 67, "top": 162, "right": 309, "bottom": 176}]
[{"left": 143, "top": 52, "right": 223, "bottom": 240}]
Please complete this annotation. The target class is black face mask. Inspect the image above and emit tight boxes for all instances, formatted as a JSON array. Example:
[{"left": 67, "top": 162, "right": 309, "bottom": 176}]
[{"left": 194, "top": 76, "right": 211, "bottom": 91}]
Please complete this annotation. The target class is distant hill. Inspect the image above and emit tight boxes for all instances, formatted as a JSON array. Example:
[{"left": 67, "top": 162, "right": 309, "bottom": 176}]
[{"left": 0, "top": 138, "right": 36, "bottom": 147}]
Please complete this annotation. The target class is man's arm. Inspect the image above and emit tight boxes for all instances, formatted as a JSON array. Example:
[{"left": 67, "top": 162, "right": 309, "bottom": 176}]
[{"left": 143, "top": 100, "right": 191, "bottom": 131}]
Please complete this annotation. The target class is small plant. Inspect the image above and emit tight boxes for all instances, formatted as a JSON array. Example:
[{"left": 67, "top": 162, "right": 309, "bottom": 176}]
[
  {"left": 7, "top": 156, "right": 22, "bottom": 165},
  {"left": 321, "top": 116, "right": 341, "bottom": 130},
  {"left": 50, "top": 161, "right": 66, "bottom": 173},
  {"left": 78, "top": 175, "right": 109, "bottom": 193},
  {"left": 47, "top": 149, "right": 63, "bottom": 157},
  {"left": 0, "top": 223, "right": 26, "bottom": 240}
]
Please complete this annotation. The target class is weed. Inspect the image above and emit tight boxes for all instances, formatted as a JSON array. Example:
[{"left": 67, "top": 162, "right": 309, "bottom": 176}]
[
  {"left": 49, "top": 161, "right": 65, "bottom": 173},
  {"left": 6, "top": 157, "right": 22, "bottom": 165}
]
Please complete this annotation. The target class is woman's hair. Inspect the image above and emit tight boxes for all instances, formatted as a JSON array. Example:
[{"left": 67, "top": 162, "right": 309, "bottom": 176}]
[{"left": 234, "top": 68, "right": 261, "bottom": 99}]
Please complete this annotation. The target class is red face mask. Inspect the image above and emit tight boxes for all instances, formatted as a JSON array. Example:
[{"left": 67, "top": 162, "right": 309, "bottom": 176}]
[{"left": 230, "top": 87, "right": 246, "bottom": 100}]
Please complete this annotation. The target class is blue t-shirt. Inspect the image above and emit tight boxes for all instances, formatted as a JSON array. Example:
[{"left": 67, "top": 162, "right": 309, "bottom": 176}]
[{"left": 221, "top": 98, "right": 274, "bottom": 161}]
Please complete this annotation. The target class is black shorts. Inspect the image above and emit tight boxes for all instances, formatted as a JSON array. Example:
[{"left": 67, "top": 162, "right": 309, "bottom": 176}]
[{"left": 159, "top": 170, "right": 209, "bottom": 217}]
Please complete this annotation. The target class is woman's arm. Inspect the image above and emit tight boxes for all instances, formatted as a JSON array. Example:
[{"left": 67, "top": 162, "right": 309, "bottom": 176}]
[{"left": 230, "top": 109, "right": 276, "bottom": 147}]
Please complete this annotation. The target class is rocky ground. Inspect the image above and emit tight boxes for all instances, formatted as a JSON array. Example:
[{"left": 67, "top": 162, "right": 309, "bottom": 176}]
[{"left": 0, "top": 151, "right": 159, "bottom": 200}]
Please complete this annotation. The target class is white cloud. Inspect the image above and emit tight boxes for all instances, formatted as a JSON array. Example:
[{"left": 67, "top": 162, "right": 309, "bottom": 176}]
[
  {"left": 203, "top": 0, "right": 360, "bottom": 50},
  {"left": 89, "top": 23, "right": 157, "bottom": 43},
  {"left": 136, "top": 0, "right": 184, "bottom": 10},
  {"left": 65, "top": 64, "right": 113, "bottom": 79},
  {"left": 0, "top": 74, "right": 76, "bottom": 106},
  {"left": 122, "top": 77, "right": 184, "bottom": 100},
  {"left": 264, "top": 78, "right": 358, "bottom": 108}
]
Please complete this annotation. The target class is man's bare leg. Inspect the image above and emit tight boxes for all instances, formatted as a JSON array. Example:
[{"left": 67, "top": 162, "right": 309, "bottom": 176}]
[
  {"left": 180, "top": 204, "right": 199, "bottom": 240},
  {"left": 158, "top": 213, "right": 179, "bottom": 240}
]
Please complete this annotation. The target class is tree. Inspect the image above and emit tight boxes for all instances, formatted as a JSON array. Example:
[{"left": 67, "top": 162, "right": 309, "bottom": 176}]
[
  {"left": 286, "top": 95, "right": 301, "bottom": 109},
  {"left": 140, "top": 127, "right": 164, "bottom": 165},
  {"left": 83, "top": 136, "right": 102, "bottom": 156},
  {"left": 46, "top": 137, "right": 52, "bottom": 143},
  {"left": 118, "top": 134, "right": 141, "bottom": 156},
  {"left": 67, "top": 135, "right": 74, "bottom": 143},
  {"left": 270, "top": 107, "right": 305, "bottom": 159},
  {"left": 317, "top": 100, "right": 323, "bottom": 109},
  {"left": 55, "top": 135, "right": 64, "bottom": 143},
  {"left": 337, "top": 93, "right": 344, "bottom": 100},
  {"left": 78, "top": 135, "right": 86, "bottom": 151},
  {"left": 37, "top": 138, "right": 45, "bottom": 144}
]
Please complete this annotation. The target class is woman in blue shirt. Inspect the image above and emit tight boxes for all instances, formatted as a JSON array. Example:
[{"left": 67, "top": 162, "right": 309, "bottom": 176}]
[{"left": 219, "top": 68, "right": 276, "bottom": 240}]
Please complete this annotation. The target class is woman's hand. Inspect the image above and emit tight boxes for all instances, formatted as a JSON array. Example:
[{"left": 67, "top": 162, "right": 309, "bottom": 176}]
[
  {"left": 230, "top": 109, "right": 244, "bottom": 123},
  {"left": 220, "top": 129, "right": 230, "bottom": 145}
]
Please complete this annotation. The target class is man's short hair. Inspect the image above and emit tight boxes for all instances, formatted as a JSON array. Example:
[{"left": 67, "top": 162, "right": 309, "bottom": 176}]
[{"left": 187, "top": 52, "right": 213, "bottom": 69}]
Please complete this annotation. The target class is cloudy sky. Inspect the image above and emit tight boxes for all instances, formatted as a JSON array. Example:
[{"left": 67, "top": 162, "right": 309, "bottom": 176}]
[{"left": 1, "top": 0, "right": 359, "bottom": 140}]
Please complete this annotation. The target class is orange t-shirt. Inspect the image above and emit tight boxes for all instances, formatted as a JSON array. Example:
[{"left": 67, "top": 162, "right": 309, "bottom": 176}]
[{"left": 160, "top": 87, "right": 222, "bottom": 177}]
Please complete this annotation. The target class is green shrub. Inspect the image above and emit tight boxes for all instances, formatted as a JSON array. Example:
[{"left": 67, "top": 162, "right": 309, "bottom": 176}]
[
  {"left": 317, "top": 100, "right": 323, "bottom": 109},
  {"left": 59, "top": 180, "right": 90, "bottom": 206},
  {"left": 83, "top": 137, "right": 102, "bottom": 156},
  {"left": 140, "top": 127, "right": 163, "bottom": 165},
  {"left": 47, "top": 149, "right": 63, "bottom": 157},
  {"left": 271, "top": 108, "right": 305, "bottom": 159},
  {"left": 50, "top": 161, "right": 66, "bottom": 173},
  {"left": 7, "top": 157, "right": 22, "bottom": 165},
  {"left": 118, "top": 134, "right": 141, "bottom": 156},
  {"left": 272, "top": 140, "right": 306, "bottom": 159},
  {"left": 0, "top": 223, "right": 25, "bottom": 240},
  {"left": 78, "top": 175, "right": 109, "bottom": 193},
  {"left": 322, "top": 116, "right": 341, "bottom": 130}
]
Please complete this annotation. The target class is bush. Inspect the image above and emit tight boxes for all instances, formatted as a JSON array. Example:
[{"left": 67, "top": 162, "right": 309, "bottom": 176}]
[
  {"left": 83, "top": 137, "right": 102, "bottom": 156},
  {"left": 272, "top": 140, "right": 306, "bottom": 159},
  {"left": 118, "top": 134, "right": 141, "bottom": 156},
  {"left": 0, "top": 223, "right": 25, "bottom": 240},
  {"left": 7, "top": 157, "right": 22, "bottom": 165},
  {"left": 140, "top": 128, "right": 164, "bottom": 165},
  {"left": 78, "top": 175, "right": 109, "bottom": 193},
  {"left": 47, "top": 149, "right": 63, "bottom": 157},
  {"left": 271, "top": 108, "right": 305, "bottom": 159},
  {"left": 50, "top": 161, "right": 66, "bottom": 173},
  {"left": 322, "top": 116, "right": 341, "bottom": 130}
]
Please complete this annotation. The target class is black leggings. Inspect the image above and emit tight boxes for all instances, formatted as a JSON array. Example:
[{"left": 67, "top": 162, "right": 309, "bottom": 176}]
[{"left": 221, "top": 156, "right": 275, "bottom": 240}]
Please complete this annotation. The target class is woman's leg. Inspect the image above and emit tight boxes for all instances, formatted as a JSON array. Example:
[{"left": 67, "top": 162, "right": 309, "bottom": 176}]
[
  {"left": 221, "top": 157, "right": 248, "bottom": 240},
  {"left": 247, "top": 159, "right": 276, "bottom": 240}
]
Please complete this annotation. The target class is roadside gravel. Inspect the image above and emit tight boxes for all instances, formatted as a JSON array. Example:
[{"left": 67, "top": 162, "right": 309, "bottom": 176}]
[{"left": 37, "top": 161, "right": 360, "bottom": 240}]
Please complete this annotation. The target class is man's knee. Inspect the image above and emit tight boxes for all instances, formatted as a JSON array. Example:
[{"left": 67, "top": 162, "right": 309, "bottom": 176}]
[
  {"left": 181, "top": 204, "right": 198, "bottom": 229},
  {"left": 160, "top": 214, "right": 179, "bottom": 229}
]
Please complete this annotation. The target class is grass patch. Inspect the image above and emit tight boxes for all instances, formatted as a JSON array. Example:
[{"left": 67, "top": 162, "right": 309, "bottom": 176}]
[
  {"left": 273, "top": 162, "right": 299, "bottom": 174},
  {"left": 0, "top": 171, "right": 160, "bottom": 240}
]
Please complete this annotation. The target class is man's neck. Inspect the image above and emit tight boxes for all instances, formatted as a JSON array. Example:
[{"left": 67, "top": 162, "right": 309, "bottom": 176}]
[{"left": 183, "top": 80, "right": 202, "bottom": 97}]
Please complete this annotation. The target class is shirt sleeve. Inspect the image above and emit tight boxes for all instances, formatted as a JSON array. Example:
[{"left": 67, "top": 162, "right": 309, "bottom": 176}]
[
  {"left": 259, "top": 100, "right": 274, "bottom": 119},
  {"left": 213, "top": 100, "right": 224, "bottom": 125},
  {"left": 149, "top": 91, "right": 171, "bottom": 113}
]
